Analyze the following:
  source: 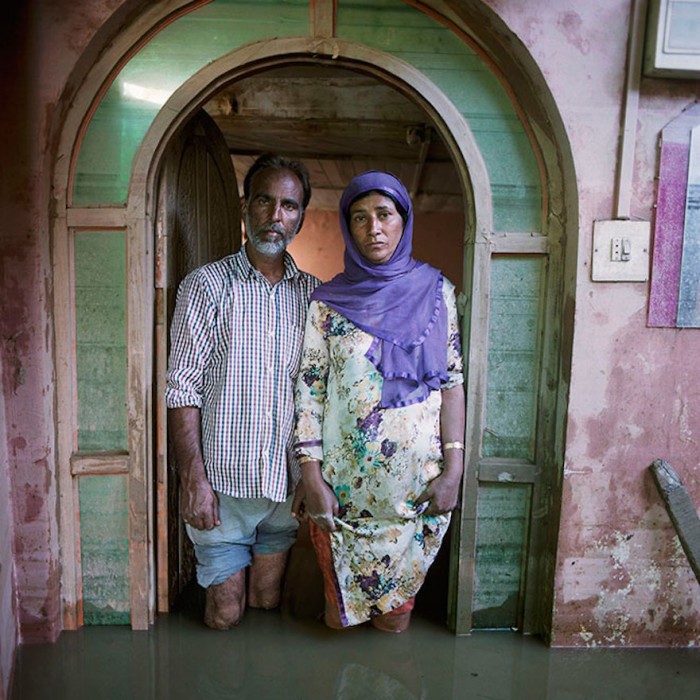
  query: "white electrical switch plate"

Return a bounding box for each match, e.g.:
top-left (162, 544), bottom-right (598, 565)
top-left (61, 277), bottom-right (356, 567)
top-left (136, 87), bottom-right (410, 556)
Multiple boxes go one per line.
top-left (591, 220), bottom-right (650, 282)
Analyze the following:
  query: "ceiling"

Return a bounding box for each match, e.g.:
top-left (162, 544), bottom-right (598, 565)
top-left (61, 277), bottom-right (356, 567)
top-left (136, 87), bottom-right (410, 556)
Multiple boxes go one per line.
top-left (203, 64), bottom-right (463, 213)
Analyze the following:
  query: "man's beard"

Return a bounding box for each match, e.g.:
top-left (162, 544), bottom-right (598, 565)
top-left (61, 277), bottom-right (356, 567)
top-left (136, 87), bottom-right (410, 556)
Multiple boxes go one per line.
top-left (246, 214), bottom-right (299, 257)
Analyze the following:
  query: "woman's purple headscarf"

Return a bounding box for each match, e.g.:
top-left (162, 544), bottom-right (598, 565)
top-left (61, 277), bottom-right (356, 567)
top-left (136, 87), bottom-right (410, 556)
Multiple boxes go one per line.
top-left (311, 170), bottom-right (448, 408)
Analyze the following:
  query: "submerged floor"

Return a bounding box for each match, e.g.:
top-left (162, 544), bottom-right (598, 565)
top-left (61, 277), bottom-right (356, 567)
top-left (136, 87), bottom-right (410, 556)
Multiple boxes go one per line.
top-left (12, 593), bottom-right (700, 700)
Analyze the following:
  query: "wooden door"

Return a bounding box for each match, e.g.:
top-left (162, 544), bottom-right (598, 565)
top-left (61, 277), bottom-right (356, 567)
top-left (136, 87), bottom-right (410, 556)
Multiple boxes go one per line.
top-left (154, 109), bottom-right (241, 611)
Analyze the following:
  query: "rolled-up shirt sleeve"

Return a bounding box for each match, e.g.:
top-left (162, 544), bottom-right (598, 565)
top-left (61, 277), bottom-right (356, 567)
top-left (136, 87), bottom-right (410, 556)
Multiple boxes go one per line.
top-left (165, 270), bottom-right (216, 409)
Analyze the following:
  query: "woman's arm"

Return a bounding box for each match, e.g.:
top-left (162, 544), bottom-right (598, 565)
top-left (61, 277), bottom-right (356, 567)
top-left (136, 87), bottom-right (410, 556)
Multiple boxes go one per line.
top-left (292, 302), bottom-right (338, 529)
top-left (296, 458), bottom-right (339, 532)
top-left (416, 383), bottom-right (466, 515)
top-left (417, 281), bottom-right (466, 515)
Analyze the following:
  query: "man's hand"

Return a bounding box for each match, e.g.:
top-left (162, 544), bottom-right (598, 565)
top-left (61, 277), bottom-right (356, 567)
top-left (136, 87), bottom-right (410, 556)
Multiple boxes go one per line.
top-left (181, 474), bottom-right (220, 531)
top-left (169, 406), bottom-right (220, 530)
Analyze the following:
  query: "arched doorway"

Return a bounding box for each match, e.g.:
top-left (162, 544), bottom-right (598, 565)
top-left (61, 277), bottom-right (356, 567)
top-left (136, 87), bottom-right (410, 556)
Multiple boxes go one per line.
top-left (137, 41), bottom-right (490, 631)
top-left (148, 56), bottom-right (481, 622)
top-left (52, 0), bottom-right (574, 639)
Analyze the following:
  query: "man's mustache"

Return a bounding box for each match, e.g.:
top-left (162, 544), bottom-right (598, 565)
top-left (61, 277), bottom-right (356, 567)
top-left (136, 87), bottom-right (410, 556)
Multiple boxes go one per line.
top-left (256, 225), bottom-right (285, 237)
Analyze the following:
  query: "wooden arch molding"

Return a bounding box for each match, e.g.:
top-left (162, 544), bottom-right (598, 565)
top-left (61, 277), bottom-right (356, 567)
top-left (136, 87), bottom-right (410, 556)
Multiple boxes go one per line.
top-left (128, 36), bottom-right (492, 629)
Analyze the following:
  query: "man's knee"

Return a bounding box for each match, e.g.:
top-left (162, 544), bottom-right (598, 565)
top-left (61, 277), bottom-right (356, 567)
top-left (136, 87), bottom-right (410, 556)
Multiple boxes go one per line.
top-left (204, 571), bottom-right (246, 630)
top-left (248, 551), bottom-right (288, 609)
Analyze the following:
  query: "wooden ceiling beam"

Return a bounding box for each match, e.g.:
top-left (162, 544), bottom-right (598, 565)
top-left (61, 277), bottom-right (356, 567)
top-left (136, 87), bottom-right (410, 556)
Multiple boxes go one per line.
top-left (213, 116), bottom-right (437, 161)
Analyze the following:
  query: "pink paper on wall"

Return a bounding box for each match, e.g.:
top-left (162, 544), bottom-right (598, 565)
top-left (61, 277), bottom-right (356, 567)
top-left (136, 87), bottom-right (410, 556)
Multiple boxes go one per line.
top-left (648, 103), bottom-right (700, 327)
top-left (648, 140), bottom-right (689, 326)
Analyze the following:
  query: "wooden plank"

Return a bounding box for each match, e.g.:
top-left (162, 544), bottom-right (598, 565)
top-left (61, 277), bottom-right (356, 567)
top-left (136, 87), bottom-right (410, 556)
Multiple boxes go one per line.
top-left (478, 459), bottom-right (538, 484)
top-left (155, 289), bottom-right (169, 613)
top-left (490, 232), bottom-right (548, 255)
top-left (67, 207), bottom-right (127, 228)
top-left (206, 71), bottom-right (427, 122)
top-left (125, 208), bottom-right (152, 630)
top-left (650, 459), bottom-right (700, 585)
top-left (311, 0), bottom-right (336, 38)
top-left (448, 220), bottom-right (492, 634)
top-left (53, 214), bottom-right (81, 630)
top-left (70, 451), bottom-right (129, 476)
top-left (519, 180), bottom-right (564, 638)
top-left (155, 170), bottom-right (170, 613)
top-left (213, 115), bottom-right (435, 160)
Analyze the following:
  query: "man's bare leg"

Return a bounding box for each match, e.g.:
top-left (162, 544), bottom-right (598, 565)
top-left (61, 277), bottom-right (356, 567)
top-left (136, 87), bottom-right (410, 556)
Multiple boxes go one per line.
top-left (248, 551), bottom-right (288, 609)
top-left (204, 569), bottom-right (246, 630)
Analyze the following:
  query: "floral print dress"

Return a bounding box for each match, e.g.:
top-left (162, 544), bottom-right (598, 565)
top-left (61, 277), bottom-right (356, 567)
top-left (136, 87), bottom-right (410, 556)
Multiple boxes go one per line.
top-left (294, 280), bottom-right (464, 626)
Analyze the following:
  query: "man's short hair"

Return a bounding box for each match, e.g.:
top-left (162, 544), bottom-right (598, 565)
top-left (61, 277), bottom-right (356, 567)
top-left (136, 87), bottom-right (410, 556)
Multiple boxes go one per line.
top-left (243, 154), bottom-right (311, 210)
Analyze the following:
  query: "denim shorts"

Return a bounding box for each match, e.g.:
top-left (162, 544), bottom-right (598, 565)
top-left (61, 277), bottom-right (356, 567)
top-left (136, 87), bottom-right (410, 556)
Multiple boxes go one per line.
top-left (186, 492), bottom-right (298, 587)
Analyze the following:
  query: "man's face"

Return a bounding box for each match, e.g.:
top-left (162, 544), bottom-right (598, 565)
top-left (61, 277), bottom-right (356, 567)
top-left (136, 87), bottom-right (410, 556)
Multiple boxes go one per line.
top-left (244, 168), bottom-right (305, 258)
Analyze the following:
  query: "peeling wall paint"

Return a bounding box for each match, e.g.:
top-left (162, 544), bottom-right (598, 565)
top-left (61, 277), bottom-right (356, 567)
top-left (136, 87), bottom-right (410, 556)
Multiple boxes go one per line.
top-left (0, 353), bottom-right (18, 700)
top-left (556, 303), bottom-right (700, 646)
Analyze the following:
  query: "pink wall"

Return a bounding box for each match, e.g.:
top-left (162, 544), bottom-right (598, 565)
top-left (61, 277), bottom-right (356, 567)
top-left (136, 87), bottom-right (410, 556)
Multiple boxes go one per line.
top-left (0, 355), bottom-right (17, 700)
top-left (488, 0), bottom-right (700, 645)
top-left (1, 0), bottom-right (698, 656)
top-left (289, 210), bottom-right (344, 281)
top-left (1, 3), bottom-right (59, 648)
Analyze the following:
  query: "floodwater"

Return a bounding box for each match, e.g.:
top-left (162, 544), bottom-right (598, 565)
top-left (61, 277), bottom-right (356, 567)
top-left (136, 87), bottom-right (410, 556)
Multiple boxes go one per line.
top-left (11, 590), bottom-right (700, 700)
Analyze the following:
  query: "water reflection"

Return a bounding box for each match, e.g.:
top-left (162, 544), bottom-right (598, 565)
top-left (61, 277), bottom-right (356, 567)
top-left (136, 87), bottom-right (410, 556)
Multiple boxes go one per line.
top-left (334, 663), bottom-right (422, 700)
top-left (11, 604), bottom-right (700, 700)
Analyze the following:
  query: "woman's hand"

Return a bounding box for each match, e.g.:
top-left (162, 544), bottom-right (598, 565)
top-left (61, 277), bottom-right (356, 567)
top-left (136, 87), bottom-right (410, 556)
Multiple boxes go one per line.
top-left (291, 481), bottom-right (307, 523)
top-left (415, 471), bottom-right (462, 516)
top-left (300, 460), bottom-right (339, 532)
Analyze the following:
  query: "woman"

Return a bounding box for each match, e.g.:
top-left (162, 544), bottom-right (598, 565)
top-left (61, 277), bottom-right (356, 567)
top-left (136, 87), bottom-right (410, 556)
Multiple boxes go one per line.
top-left (293, 171), bottom-right (465, 633)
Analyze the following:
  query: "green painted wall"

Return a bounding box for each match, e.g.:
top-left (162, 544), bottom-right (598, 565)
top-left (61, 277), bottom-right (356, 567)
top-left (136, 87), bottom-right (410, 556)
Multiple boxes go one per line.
top-left (73, 0), bottom-right (542, 232)
top-left (74, 230), bottom-right (127, 451)
top-left (473, 484), bottom-right (531, 628)
top-left (78, 475), bottom-right (130, 624)
top-left (335, 0), bottom-right (541, 232)
top-left (483, 256), bottom-right (543, 460)
top-left (73, 0), bottom-right (309, 205)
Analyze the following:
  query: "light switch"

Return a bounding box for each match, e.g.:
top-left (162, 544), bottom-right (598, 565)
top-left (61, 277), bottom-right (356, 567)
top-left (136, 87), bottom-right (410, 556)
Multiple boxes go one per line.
top-left (621, 237), bottom-right (632, 261)
top-left (592, 220), bottom-right (650, 282)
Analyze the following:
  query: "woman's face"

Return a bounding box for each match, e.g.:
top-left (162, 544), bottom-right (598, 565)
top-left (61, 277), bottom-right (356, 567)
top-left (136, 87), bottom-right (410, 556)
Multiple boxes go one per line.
top-left (348, 192), bottom-right (405, 265)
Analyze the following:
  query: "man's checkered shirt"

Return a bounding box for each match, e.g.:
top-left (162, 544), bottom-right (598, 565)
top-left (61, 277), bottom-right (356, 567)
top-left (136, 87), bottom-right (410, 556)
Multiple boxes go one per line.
top-left (165, 246), bottom-right (320, 502)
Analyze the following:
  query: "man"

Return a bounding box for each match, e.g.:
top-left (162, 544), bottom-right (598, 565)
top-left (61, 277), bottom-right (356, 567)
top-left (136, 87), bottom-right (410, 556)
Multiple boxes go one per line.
top-left (165, 154), bottom-right (320, 629)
